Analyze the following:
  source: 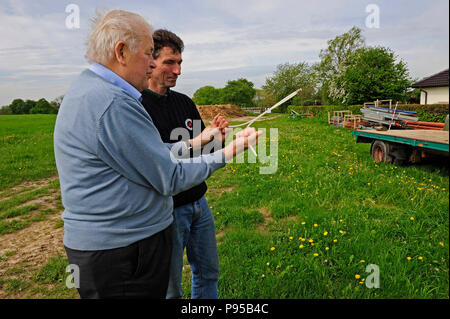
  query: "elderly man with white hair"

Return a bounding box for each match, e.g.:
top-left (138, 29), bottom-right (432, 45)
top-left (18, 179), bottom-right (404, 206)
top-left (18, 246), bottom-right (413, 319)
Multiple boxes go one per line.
top-left (54, 9), bottom-right (260, 299)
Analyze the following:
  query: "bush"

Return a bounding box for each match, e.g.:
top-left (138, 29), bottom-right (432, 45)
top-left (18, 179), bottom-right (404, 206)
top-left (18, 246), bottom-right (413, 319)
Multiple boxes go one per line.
top-left (396, 104), bottom-right (449, 122)
top-left (0, 106), bottom-right (12, 115)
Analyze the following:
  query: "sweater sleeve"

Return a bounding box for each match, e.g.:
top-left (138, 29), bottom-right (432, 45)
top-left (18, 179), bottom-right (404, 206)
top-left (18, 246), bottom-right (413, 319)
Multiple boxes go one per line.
top-left (96, 97), bottom-right (226, 196)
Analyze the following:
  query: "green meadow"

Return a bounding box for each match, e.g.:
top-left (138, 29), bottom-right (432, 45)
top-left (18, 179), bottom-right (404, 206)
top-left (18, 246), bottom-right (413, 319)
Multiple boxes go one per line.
top-left (0, 115), bottom-right (57, 190)
top-left (0, 114), bottom-right (448, 298)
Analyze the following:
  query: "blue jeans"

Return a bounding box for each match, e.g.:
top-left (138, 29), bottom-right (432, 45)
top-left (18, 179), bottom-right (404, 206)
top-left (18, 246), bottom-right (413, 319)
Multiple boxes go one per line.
top-left (166, 196), bottom-right (219, 299)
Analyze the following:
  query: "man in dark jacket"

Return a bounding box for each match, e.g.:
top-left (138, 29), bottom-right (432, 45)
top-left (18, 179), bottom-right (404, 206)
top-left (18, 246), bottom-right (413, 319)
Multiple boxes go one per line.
top-left (141, 29), bottom-right (228, 299)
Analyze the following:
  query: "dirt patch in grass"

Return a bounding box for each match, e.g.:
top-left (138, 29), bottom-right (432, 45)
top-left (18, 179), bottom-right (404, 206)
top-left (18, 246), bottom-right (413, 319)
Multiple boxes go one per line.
top-left (208, 186), bottom-right (234, 198)
top-left (0, 213), bottom-right (64, 279)
top-left (0, 175), bottom-right (59, 202)
top-left (255, 208), bottom-right (273, 234)
top-left (216, 227), bottom-right (231, 246)
top-left (0, 175), bottom-right (65, 298)
top-left (281, 215), bottom-right (299, 222)
top-left (259, 208), bottom-right (274, 222)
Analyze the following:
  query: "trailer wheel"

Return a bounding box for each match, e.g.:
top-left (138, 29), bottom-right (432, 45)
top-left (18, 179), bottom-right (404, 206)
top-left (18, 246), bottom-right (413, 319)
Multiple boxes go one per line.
top-left (371, 140), bottom-right (393, 163)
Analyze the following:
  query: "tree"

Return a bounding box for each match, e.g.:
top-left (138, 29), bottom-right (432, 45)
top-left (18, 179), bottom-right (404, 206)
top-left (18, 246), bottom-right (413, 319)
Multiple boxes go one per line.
top-left (0, 105), bottom-right (12, 115)
top-left (314, 26), bottom-right (366, 104)
top-left (9, 99), bottom-right (26, 114)
top-left (254, 89), bottom-right (277, 109)
top-left (221, 78), bottom-right (256, 107)
top-left (24, 100), bottom-right (36, 114)
top-left (340, 46), bottom-right (412, 105)
top-left (263, 62), bottom-right (316, 112)
top-left (50, 95), bottom-right (64, 111)
top-left (406, 88), bottom-right (420, 104)
top-left (30, 98), bottom-right (57, 114)
top-left (192, 86), bottom-right (222, 105)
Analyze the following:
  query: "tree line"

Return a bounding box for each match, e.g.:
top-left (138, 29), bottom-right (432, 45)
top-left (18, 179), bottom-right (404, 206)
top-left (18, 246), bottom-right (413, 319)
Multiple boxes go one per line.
top-left (192, 26), bottom-right (419, 111)
top-left (0, 96), bottom-right (63, 115)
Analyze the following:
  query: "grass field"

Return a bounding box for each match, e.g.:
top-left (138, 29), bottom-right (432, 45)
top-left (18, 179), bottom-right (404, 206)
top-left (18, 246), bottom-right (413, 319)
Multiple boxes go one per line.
top-left (0, 113), bottom-right (448, 298)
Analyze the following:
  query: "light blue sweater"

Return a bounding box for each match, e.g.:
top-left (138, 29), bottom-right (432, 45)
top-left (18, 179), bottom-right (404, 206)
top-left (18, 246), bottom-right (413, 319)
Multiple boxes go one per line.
top-left (54, 68), bottom-right (226, 250)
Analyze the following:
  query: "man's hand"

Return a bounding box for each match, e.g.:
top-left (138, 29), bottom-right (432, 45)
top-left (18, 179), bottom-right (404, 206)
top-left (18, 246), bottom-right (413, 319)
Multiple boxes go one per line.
top-left (190, 113), bottom-right (229, 149)
top-left (222, 127), bottom-right (262, 161)
top-left (210, 113), bottom-right (229, 142)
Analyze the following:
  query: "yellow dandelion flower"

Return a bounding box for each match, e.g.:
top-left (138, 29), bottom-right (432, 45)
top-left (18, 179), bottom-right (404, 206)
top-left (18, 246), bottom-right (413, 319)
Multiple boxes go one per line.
top-left (323, 231), bottom-right (328, 236)
top-left (360, 260), bottom-right (365, 263)
top-left (289, 236), bottom-right (293, 240)
top-left (407, 256), bottom-right (411, 261)
top-left (355, 274), bottom-right (361, 279)
top-left (311, 243), bottom-right (315, 246)
top-left (439, 242), bottom-right (445, 247)
top-left (313, 223), bottom-right (318, 227)
top-left (339, 219), bottom-right (343, 222)
top-left (313, 253), bottom-right (319, 257)
top-left (339, 230), bottom-right (344, 234)
top-left (418, 256), bottom-right (423, 260)
top-left (301, 221), bottom-right (306, 225)
top-left (299, 244), bottom-right (304, 249)
top-left (325, 247), bottom-right (329, 251)
top-left (270, 247), bottom-right (275, 251)
top-left (410, 217), bottom-right (414, 221)
top-left (309, 239), bottom-right (314, 243)
top-left (333, 239), bottom-right (338, 243)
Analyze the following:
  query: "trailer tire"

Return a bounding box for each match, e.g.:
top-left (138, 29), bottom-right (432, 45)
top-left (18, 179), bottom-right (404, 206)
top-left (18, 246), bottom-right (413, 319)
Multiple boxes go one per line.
top-left (371, 140), bottom-right (393, 163)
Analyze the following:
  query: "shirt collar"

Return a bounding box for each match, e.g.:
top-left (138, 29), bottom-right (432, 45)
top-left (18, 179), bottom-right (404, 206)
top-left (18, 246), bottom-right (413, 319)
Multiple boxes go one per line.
top-left (89, 62), bottom-right (142, 102)
top-left (144, 88), bottom-right (171, 99)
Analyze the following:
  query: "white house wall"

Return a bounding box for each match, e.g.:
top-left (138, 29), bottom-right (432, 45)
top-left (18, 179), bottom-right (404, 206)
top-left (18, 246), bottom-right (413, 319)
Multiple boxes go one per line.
top-left (420, 86), bottom-right (449, 104)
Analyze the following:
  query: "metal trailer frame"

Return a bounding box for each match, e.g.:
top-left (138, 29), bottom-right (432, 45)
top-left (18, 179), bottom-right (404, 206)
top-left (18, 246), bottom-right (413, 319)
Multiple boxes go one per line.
top-left (352, 129), bottom-right (449, 164)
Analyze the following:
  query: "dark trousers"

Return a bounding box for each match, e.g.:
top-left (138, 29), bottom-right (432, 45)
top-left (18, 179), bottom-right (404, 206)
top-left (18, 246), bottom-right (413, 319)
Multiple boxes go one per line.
top-left (65, 224), bottom-right (173, 299)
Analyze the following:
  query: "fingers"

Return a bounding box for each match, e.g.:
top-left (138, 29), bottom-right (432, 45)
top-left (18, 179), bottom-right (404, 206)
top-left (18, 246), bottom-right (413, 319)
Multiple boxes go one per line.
top-left (235, 129), bottom-right (262, 150)
top-left (212, 113), bottom-right (229, 130)
top-left (245, 129), bottom-right (262, 148)
top-left (222, 128), bottom-right (263, 160)
top-left (219, 118), bottom-right (229, 130)
top-left (235, 127), bottom-right (257, 138)
top-left (211, 113), bottom-right (221, 127)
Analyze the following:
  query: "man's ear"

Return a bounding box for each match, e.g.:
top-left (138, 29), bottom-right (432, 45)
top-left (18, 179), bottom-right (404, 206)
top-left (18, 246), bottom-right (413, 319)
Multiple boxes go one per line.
top-left (114, 41), bottom-right (128, 66)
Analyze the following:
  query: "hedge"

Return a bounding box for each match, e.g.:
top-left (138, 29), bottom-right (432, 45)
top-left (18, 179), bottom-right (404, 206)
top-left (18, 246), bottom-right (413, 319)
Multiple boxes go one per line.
top-left (288, 104), bottom-right (449, 123)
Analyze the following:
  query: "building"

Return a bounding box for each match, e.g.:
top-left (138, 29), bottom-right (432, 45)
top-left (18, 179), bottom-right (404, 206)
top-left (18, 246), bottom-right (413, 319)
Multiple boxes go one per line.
top-left (411, 69), bottom-right (449, 105)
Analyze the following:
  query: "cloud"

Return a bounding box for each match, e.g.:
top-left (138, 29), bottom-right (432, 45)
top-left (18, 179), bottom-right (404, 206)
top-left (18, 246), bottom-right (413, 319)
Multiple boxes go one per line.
top-left (0, 0), bottom-right (448, 105)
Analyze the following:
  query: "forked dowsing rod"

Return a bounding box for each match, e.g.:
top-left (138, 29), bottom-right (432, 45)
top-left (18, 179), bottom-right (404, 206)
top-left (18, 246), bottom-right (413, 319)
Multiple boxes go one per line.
top-left (229, 89), bottom-right (302, 157)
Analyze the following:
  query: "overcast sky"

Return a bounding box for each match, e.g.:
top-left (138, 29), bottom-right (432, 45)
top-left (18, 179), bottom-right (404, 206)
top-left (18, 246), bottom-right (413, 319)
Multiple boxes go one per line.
top-left (0, 0), bottom-right (448, 106)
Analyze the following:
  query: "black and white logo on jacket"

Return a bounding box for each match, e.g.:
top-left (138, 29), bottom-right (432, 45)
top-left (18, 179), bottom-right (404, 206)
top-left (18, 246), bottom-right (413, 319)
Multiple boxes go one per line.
top-left (185, 119), bottom-right (193, 131)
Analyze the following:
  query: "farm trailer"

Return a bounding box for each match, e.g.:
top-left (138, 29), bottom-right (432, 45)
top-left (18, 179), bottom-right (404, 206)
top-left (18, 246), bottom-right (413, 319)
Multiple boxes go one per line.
top-left (352, 129), bottom-right (449, 164)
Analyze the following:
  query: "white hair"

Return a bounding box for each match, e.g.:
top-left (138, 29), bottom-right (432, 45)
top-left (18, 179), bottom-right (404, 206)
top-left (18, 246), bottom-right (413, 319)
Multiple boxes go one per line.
top-left (85, 9), bottom-right (153, 64)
